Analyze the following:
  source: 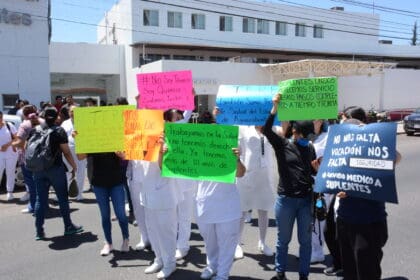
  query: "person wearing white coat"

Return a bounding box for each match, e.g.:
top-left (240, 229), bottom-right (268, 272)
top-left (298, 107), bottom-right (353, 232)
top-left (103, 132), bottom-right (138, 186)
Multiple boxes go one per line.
top-left (131, 158), bottom-right (183, 279)
top-left (235, 125), bottom-right (276, 258)
top-left (61, 105), bottom-right (87, 201)
top-left (197, 148), bottom-right (246, 280)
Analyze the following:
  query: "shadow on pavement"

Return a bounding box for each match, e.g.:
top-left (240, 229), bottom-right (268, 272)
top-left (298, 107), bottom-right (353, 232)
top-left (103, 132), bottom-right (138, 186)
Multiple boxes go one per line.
top-left (176, 244), bottom-right (207, 270)
top-left (44, 207), bottom-right (78, 219)
top-left (46, 231), bottom-right (98, 250)
top-left (383, 277), bottom-right (410, 280)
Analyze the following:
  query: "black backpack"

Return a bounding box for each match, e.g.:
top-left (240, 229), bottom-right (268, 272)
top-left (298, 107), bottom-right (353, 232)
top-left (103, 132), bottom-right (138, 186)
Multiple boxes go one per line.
top-left (24, 125), bottom-right (57, 172)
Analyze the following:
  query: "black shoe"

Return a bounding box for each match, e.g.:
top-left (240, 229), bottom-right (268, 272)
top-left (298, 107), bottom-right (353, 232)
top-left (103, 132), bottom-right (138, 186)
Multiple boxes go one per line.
top-left (299, 276), bottom-right (308, 280)
top-left (64, 224), bottom-right (84, 235)
top-left (271, 272), bottom-right (288, 280)
top-left (324, 267), bottom-right (343, 276)
top-left (35, 231), bottom-right (45, 241)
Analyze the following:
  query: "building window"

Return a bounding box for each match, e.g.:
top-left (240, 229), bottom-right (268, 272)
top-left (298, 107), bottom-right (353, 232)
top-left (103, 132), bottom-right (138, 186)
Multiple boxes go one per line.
top-left (2, 94), bottom-right (20, 111)
top-left (143, 9), bottom-right (159, 26)
top-left (209, 56), bottom-right (229, 61)
top-left (275, 21), bottom-right (287, 35)
top-left (242, 17), bottom-right (255, 33)
top-left (219, 16), bottom-right (233, 31)
top-left (295, 23), bottom-right (306, 37)
top-left (191, 14), bottom-right (205, 29)
top-left (257, 19), bottom-right (269, 34)
top-left (173, 55), bottom-right (196, 61)
top-left (168, 11), bottom-right (182, 28)
top-left (256, 58), bottom-right (270, 63)
top-left (313, 24), bottom-right (324, 38)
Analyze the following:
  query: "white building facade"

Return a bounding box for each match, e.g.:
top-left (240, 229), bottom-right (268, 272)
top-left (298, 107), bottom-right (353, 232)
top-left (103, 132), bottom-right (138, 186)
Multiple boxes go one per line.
top-left (0, 0), bottom-right (50, 111)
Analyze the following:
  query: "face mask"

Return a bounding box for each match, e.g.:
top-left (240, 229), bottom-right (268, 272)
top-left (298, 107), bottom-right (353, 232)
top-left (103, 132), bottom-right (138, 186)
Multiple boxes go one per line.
top-left (296, 138), bottom-right (309, 147)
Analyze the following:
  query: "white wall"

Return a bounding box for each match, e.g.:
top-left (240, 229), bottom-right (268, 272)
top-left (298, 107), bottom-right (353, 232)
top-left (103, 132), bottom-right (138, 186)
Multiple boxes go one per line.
top-left (50, 42), bottom-right (124, 75)
top-left (0, 0), bottom-right (50, 109)
top-left (127, 59), bottom-right (420, 112)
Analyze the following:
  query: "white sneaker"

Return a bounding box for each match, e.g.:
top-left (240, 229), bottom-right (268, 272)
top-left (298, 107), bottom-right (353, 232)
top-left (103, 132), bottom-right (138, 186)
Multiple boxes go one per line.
top-left (175, 248), bottom-right (188, 260)
top-left (121, 239), bottom-right (129, 252)
top-left (258, 241), bottom-right (274, 256)
top-left (145, 262), bottom-right (163, 274)
top-left (100, 243), bottom-right (113, 256)
top-left (234, 245), bottom-right (244, 260)
top-left (135, 240), bottom-right (150, 251)
top-left (21, 208), bottom-right (32, 214)
top-left (6, 192), bottom-right (14, 201)
top-left (200, 267), bottom-right (216, 279)
top-left (244, 211), bottom-right (252, 223)
top-left (20, 192), bottom-right (30, 202)
top-left (156, 266), bottom-right (176, 279)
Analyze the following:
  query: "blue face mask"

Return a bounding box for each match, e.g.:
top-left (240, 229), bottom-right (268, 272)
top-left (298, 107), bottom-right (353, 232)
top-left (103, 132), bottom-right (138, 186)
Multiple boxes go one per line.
top-left (296, 138), bottom-right (310, 147)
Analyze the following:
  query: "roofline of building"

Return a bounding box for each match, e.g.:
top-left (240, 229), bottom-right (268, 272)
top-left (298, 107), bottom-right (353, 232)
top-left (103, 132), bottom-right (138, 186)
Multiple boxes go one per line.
top-left (130, 42), bottom-right (420, 62)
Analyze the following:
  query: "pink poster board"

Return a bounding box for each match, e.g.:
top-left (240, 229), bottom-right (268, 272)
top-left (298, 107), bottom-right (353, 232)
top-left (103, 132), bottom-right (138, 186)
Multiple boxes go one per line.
top-left (137, 70), bottom-right (194, 110)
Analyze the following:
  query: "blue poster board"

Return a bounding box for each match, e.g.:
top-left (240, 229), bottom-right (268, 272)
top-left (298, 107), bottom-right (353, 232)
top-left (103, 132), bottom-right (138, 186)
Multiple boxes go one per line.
top-left (216, 85), bottom-right (279, 125)
top-left (315, 122), bottom-right (398, 203)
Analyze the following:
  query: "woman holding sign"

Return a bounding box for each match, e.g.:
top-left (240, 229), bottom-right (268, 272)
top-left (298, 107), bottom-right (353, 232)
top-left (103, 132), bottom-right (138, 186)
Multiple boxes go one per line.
top-left (263, 94), bottom-right (316, 280)
top-left (196, 148), bottom-right (246, 280)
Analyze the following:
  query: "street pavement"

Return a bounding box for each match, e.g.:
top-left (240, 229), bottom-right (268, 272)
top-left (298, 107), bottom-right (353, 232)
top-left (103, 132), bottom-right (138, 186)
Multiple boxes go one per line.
top-left (0, 134), bottom-right (418, 280)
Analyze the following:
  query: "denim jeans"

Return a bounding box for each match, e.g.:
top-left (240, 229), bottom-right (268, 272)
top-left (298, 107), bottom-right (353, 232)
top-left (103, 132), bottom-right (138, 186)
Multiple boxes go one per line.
top-left (22, 164), bottom-right (36, 212)
top-left (34, 164), bottom-right (73, 235)
top-left (93, 184), bottom-right (129, 244)
top-left (275, 194), bottom-right (312, 277)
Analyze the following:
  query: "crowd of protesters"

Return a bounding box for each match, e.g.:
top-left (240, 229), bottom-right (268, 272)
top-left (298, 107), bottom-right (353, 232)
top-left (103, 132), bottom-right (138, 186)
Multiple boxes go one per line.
top-left (0, 92), bottom-right (401, 280)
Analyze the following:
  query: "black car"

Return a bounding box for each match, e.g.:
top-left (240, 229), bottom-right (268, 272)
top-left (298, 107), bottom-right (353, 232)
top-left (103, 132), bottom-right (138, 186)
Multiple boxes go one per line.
top-left (403, 108), bottom-right (420, 136)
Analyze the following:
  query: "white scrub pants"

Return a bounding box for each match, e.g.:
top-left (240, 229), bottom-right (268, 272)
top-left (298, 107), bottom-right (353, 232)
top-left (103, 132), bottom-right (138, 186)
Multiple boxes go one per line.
top-left (0, 155), bottom-right (18, 192)
top-left (128, 180), bottom-right (149, 244)
top-left (198, 219), bottom-right (241, 280)
top-left (145, 207), bottom-right (177, 270)
top-left (64, 146), bottom-right (86, 198)
top-left (311, 219), bottom-right (326, 261)
top-left (176, 189), bottom-right (195, 251)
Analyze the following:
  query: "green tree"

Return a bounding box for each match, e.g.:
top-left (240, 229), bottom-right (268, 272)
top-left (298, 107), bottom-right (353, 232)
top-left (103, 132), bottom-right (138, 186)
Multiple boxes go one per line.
top-left (411, 21), bottom-right (417, 46)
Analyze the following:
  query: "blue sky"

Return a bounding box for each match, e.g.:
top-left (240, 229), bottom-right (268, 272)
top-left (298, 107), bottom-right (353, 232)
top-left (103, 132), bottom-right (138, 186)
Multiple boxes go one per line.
top-left (51, 0), bottom-right (420, 45)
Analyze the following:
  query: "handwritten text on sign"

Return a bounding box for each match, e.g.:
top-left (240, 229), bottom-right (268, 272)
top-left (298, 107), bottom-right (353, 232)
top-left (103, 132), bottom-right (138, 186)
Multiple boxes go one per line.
top-left (162, 123), bottom-right (239, 183)
top-left (137, 70), bottom-right (194, 110)
top-left (74, 105), bottom-right (135, 154)
top-left (123, 110), bottom-right (164, 161)
top-left (314, 122), bottom-right (398, 203)
top-left (278, 77), bottom-right (338, 121)
top-left (216, 85), bottom-right (279, 125)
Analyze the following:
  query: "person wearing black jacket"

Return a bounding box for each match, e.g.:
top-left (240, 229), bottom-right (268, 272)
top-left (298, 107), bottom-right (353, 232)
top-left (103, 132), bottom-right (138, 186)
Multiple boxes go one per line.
top-left (263, 94), bottom-right (316, 280)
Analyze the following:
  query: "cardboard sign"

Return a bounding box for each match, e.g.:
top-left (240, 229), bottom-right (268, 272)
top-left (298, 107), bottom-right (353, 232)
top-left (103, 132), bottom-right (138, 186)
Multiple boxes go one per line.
top-left (123, 110), bottom-right (164, 161)
top-left (74, 105), bottom-right (135, 154)
top-left (278, 77), bottom-right (338, 121)
top-left (162, 123), bottom-right (239, 183)
top-left (216, 85), bottom-right (279, 125)
top-left (137, 70), bottom-right (194, 110)
top-left (314, 122), bottom-right (398, 203)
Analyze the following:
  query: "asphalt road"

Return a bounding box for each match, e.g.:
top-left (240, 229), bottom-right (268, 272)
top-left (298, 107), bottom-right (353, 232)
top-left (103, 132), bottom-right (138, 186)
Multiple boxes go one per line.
top-left (0, 134), bottom-right (418, 280)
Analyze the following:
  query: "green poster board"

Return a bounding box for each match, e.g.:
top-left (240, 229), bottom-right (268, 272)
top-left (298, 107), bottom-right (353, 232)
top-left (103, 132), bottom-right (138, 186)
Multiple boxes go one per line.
top-left (74, 105), bottom-right (135, 153)
top-left (162, 123), bottom-right (239, 183)
top-left (277, 77), bottom-right (338, 121)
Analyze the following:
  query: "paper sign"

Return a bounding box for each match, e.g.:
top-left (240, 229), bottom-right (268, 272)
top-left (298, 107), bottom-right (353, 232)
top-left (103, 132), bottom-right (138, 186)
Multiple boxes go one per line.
top-left (216, 85), bottom-right (280, 125)
top-left (123, 110), bottom-right (164, 161)
top-left (137, 70), bottom-right (194, 110)
top-left (162, 123), bottom-right (239, 183)
top-left (314, 122), bottom-right (398, 203)
top-left (74, 105), bottom-right (135, 153)
top-left (278, 77), bottom-right (338, 121)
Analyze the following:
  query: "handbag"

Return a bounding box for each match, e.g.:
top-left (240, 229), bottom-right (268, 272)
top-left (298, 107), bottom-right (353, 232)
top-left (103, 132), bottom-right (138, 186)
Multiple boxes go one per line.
top-left (68, 178), bottom-right (79, 198)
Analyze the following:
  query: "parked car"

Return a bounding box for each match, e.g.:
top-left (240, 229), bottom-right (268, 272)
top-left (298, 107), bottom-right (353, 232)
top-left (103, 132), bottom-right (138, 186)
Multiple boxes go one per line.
top-left (1, 114), bottom-right (25, 189)
top-left (403, 108), bottom-right (420, 136)
top-left (387, 109), bottom-right (415, 121)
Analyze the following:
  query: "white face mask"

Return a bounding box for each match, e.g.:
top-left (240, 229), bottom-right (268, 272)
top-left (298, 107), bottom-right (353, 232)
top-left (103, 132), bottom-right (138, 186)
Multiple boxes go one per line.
top-left (339, 119), bottom-right (345, 124)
